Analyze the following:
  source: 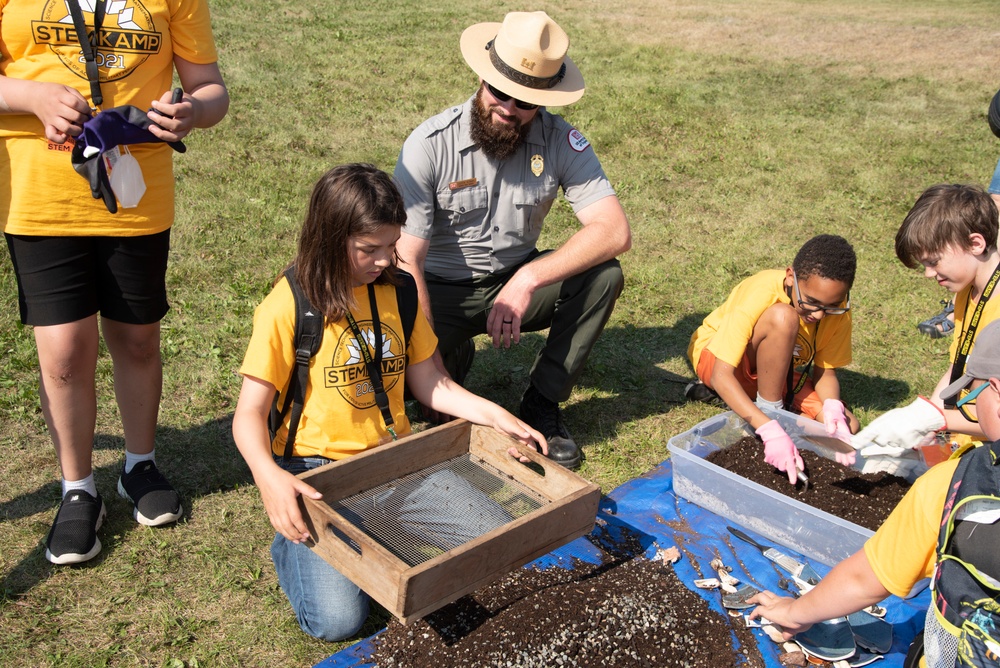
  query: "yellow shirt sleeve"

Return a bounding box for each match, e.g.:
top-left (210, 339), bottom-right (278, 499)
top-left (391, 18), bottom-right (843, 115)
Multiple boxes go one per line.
top-left (863, 459), bottom-right (958, 598)
top-left (688, 270), bottom-right (789, 368)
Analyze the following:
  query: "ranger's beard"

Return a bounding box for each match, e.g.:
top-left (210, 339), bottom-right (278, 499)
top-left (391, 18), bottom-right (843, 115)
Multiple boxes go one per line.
top-left (469, 86), bottom-right (533, 161)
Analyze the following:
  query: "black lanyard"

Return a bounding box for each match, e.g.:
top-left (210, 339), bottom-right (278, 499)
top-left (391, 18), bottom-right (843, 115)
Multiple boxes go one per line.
top-left (782, 286), bottom-right (819, 410)
top-left (784, 324), bottom-right (818, 411)
top-left (344, 284), bottom-right (397, 440)
top-left (945, 261), bottom-right (1000, 408)
top-left (67, 0), bottom-right (106, 107)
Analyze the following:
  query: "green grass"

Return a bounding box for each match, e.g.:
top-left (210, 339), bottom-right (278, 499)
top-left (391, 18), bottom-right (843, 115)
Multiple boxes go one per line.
top-left (3, 0), bottom-right (999, 665)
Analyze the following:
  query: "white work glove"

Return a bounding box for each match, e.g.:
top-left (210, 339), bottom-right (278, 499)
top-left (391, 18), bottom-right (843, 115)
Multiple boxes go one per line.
top-left (756, 419), bottom-right (804, 485)
top-left (851, 397), bottom-right (945, 458)
top-left (822, 399), bottom-right (856, 466)
top-left (859, 448), bottom-right (925, 480)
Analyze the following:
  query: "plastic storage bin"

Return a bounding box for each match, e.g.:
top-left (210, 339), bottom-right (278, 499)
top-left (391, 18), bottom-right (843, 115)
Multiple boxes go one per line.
top-left (668, 407), bottom-right (871, 568)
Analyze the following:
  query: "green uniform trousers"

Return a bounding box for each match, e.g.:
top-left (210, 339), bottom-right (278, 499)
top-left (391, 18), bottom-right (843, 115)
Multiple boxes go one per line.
top-left (426, 250), bottom-right (624, 403)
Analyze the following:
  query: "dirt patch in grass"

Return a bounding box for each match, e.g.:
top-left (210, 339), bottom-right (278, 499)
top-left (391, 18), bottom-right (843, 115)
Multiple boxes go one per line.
top-left (706, 436), bottom-right (911, 531)
top-left (589, 0), bottom-right (999, 84)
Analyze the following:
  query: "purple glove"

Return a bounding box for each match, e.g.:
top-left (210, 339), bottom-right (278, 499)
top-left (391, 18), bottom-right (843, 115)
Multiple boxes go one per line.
top-left (70, 105), bottom-right (186, 214)
top-left (756, 419), bottom-right (804, 485)
top-left (76, 105), bottom-right (186, 157)
top-left (822, 399), bottom-right (855, 466)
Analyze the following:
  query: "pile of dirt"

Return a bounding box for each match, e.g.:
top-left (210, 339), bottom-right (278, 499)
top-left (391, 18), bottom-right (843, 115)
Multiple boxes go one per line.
top-left (707, 436), bottom-right (911, 531)
top-left (371, 546), bottom-right (765, 668)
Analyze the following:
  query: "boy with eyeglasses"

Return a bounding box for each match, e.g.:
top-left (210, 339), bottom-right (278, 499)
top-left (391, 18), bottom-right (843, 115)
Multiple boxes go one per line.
top-left (686, 234), bottom-right (859, 485)
top-left (849, 184), bottom-right (1000, 470)
top-left (749, 319), bottom-right (1000, 668)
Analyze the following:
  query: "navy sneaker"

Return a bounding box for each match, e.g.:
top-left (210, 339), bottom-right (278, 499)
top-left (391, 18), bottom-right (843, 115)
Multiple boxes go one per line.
top-left (45, 491), bottom-right (107, 565)
top-left (117, 461), bottom-right (183, 526)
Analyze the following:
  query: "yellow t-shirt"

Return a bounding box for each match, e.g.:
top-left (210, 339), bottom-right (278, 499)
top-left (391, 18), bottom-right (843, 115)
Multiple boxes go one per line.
top-left (0, 0), bottom-right (219, 236)
top-left (948, 282), bottom-right (1000, 368)
top-left (239, 278), bottom-right (438, 461)
top-left (863, 459), bottom-right (958, 598)
top-left (687, 269), bottom-right (852, 372)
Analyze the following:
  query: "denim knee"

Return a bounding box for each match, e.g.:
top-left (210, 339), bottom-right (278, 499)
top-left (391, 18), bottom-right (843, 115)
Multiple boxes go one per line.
top-left (270, 534), bottom-right (369, 641)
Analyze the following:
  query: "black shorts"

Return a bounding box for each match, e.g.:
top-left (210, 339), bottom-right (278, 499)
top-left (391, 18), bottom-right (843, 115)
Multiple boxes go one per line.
top-left (4, 230), bottom-right (171, 326)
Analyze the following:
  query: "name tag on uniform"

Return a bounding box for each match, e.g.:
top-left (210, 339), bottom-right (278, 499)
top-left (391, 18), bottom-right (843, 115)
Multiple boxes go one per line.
top-left (449, 178), bottom-right (478, 191)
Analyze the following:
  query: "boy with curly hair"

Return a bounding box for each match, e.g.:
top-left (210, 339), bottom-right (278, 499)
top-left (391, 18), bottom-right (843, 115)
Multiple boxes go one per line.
top-left (687, 234), bottom-right (859, 484)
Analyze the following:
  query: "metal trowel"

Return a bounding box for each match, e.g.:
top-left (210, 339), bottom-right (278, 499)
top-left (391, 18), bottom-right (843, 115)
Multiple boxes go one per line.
top-left (727, 526), bottom-right (821, 586)
top-left (795, 616), bottom-right (857, 662)
top-left (721, 583), bottom-right (761, 610)
top-left (846, 609), bottom-right (893, 654)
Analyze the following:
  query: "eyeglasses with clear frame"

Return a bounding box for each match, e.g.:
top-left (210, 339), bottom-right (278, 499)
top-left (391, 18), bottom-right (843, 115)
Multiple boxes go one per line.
top-left (792, 273), bottom-right (851, 315)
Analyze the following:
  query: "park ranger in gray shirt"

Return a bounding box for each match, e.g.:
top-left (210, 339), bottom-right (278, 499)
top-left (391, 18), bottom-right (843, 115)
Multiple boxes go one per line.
top-left (395, 11), bottom-right (632, 470)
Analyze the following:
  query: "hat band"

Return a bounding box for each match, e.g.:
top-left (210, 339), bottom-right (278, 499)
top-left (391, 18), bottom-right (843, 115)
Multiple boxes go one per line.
top-left (486, 39), bottom-right (566, 90)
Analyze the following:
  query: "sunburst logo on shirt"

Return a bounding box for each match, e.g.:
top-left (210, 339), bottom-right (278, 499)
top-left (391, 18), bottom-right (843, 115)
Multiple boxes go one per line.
top-left (325, 322), bottom-right (406, 409)
top-left (32, 0), bottom-right (162, 82)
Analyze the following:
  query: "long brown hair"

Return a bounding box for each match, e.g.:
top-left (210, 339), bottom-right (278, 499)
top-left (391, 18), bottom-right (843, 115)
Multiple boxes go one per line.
top-left (293, 163), bottom-right (406, 320)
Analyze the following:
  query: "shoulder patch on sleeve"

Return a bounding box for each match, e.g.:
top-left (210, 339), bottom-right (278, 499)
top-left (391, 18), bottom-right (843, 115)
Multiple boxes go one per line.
top-left (567, 128), bottom-right (591, 152)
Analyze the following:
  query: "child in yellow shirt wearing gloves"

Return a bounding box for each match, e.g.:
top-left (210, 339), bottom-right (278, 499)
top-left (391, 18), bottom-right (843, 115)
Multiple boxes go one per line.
top-left (687, 235), bottom-right (859, 485)
top-left (750, 319), bottom-right (1000, 668)
top-left (850, 184), bottom-right (1000, 472)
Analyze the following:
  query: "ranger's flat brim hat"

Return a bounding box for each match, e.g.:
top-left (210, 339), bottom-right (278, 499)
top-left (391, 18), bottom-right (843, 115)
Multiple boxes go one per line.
top-left (461, 11), bottom-right (585, 108)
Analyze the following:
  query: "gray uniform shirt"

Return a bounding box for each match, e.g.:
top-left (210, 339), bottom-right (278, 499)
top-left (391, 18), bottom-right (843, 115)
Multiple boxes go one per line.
top-left (394, 96), bottom-right (616, 281)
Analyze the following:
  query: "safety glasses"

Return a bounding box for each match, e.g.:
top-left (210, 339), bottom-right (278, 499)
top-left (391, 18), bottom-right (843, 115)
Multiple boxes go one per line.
top-left (956, 380), bottom-right (990, 423)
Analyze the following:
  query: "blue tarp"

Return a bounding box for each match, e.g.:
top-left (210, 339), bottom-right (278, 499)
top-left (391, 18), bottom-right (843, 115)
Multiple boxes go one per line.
top-left (316, 458), bottom-right (929, 668)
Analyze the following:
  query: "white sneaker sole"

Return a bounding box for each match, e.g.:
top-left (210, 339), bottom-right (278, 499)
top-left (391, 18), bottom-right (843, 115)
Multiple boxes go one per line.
top-left (118, 478), bottom-right (183, 526)
top-left (45, 502), bottom-right (107, 565)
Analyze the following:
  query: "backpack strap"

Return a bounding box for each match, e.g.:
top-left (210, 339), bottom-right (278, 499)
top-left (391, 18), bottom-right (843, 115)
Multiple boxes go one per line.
top-left (395, 269), bottom-right (419, 352)
top-left (268, 266), bottom-right (324, 462)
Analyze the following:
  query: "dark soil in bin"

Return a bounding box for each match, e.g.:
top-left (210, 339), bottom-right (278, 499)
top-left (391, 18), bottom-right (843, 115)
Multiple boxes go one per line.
top-left (371, 533), bottom-right (767, 668)
top-left (707, 436), bottom-right (911, 531)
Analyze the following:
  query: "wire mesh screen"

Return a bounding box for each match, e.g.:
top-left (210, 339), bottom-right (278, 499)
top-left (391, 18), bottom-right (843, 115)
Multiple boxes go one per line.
top-left (331, 454), bottom-right (548, 567)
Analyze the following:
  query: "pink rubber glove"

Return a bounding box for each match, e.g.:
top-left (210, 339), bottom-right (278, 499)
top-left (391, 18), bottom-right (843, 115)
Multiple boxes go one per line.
top-left (822, 398), bottom-right (855, 466)
top-left (756, 419), bottom-right (804, 485)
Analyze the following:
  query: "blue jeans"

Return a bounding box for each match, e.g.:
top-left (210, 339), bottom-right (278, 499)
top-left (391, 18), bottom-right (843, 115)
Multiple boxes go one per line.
top-left (271, 455), bottom-right (509, 641)
top-left (989, 157), bottom-right (1000, 195)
